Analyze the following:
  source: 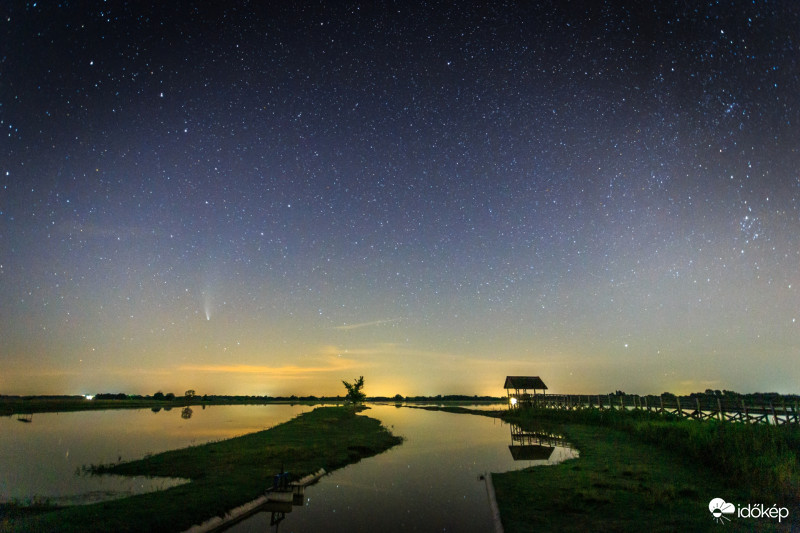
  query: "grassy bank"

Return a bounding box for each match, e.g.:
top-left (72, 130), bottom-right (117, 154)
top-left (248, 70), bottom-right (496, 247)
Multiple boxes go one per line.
top-left (492, 408), bottom-right (800, 532)
top-left (509, 407), bottom-right (800, 502)
top-left (2, 406), bottom-right (401, 533)
top-left (0, 397), bottom-right (343, 417)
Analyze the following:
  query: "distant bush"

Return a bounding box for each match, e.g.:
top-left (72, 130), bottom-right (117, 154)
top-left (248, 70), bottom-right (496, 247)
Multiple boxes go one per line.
top-left (94, 393), bottom-right (128, 400)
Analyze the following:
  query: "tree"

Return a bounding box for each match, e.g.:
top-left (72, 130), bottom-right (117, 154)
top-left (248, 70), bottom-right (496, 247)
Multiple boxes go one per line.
top-left (342, 376), bottom-right (366, 404)
top-left (153, 391), bottom-right (165, 401)
top-left (165, 392), bottom-right (175, 401)
top-left (185, 389), bottom-right (196, 399)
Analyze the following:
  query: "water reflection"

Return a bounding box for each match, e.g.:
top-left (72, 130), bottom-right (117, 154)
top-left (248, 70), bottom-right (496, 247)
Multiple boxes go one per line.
top-left (0, 404), bottom-right (308, 505)
top-left (225, 405), bottom-right (578, 533)
top-left (237, 473), bottom-right (318, 531)
top-left (508, 424), bottom-right (577, 463)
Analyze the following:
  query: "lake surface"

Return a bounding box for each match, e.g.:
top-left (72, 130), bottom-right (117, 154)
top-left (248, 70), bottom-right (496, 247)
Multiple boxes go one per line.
top-left (225, 405), bottom-right (577, 532)
top-left (0, 404), bottom-right (308, 505)
top-left (1, 402), bottom-right (577, 530)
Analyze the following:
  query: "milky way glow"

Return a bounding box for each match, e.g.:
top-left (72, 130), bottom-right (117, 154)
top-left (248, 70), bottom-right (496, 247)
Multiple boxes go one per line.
top-left (1, 1), bottom-right (800, 397)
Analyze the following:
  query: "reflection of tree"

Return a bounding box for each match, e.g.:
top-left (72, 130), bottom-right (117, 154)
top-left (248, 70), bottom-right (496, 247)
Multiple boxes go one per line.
top-left (181, 406), bottom-right (193, 419)
top-left (151, 407), bottom-right (161, 413)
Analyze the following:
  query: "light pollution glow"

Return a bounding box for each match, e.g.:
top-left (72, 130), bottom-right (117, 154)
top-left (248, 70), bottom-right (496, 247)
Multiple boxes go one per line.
top-left (2, 2), bottom-right (800, 398)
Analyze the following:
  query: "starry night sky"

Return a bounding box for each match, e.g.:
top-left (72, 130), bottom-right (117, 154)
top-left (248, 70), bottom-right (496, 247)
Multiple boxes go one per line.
top-left (2, 1), bottom-right (800, 396)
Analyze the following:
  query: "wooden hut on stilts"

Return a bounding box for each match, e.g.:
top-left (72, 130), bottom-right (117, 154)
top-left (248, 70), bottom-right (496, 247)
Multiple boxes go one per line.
top-left (504, 376), bottom-right (548, 409)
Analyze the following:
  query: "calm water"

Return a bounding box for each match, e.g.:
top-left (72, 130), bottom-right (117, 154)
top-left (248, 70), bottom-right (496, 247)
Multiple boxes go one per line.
top-left (0, 404), bottom-right (308, 505)
top-left (1, 403), bottom-right (577, 530)
top-left (225, 405), bottom-right (577, 533)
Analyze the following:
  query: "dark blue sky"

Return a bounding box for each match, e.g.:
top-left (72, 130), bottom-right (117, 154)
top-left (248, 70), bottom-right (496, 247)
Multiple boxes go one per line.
top-left (2, 1), bottom-right (800, 396)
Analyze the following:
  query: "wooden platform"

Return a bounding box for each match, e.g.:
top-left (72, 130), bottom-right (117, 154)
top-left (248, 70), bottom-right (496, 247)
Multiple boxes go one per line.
top-left (521, 394), bottom-right (800, 425)
top-left (182, 468), bottom-right (326, 533)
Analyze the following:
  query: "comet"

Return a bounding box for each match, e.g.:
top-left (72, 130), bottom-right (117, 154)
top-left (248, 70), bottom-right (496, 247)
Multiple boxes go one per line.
top-left (203, 291), bottom-right (212, 321)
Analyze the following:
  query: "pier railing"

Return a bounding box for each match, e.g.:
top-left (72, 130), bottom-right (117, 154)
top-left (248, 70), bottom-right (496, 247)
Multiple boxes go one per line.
top-left (517, 394), bottom-right (800, 425)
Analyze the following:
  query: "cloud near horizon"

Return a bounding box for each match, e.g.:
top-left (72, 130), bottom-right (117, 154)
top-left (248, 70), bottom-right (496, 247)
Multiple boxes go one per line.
top-left (179, 355), bottom-right (360, 379)
top-left (332, 318), bottom-right (404, 331)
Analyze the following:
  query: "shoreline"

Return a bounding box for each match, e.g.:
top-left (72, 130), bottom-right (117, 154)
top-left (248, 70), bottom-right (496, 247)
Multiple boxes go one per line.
top-left (4, 406), bottom-right (402, 533)
top-left (0, 397), bottom-right (505, 417)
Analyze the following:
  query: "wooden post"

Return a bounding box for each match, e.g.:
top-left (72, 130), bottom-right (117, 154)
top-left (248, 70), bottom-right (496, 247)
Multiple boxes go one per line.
top-left (742, 399), bottom-right (749, 424)
top-left (717, 397), bottom-right (723, 421)
top-left (659, 395), bottom-right (664, 415)
top-left (644, 395), bottom-right (649, 411)
top-left (676, 396), bottom-right (683, 418)
top-left (696, 398), bottom-right (701, 420)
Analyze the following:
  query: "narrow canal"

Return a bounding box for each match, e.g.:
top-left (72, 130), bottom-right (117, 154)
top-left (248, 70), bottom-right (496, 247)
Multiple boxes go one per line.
top-left (225, 404), bottom-right (576, 532)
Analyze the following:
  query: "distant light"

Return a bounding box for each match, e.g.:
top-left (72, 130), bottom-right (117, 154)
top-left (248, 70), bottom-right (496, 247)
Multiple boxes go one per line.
top-left (84, 395), bottom-right (94, 400)
top-left (510, 397), bottom-right (518, 406)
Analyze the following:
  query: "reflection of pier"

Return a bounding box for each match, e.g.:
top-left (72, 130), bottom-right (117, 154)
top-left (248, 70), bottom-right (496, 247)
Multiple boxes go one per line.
top-left (16, 413), bottom-right (33, 423)
top-left (508, 424), bottom-right (572, 462)
top-left (183, 468), bottom-right (326, 532)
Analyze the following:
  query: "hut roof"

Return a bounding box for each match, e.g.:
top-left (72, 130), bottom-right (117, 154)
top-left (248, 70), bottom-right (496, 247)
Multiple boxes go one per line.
top-left (504, 376), bottom-right (548, 390)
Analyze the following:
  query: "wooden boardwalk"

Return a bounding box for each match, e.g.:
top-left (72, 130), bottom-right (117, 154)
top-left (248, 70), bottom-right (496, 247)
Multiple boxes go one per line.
top-left (516, 394), bottom-right (800, 425)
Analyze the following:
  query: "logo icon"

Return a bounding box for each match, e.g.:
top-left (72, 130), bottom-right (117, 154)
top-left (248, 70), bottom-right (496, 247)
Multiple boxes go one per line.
top-left (709, 498), bottom-right (736, 524)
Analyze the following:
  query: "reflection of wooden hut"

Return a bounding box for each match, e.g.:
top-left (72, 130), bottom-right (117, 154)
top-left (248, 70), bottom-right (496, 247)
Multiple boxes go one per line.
top-left (504, 376), bottom-right (547, 409)
top-left (509, 444), bottom-right (554, 461)
top-left (16, 413), bottom-right (33, 423)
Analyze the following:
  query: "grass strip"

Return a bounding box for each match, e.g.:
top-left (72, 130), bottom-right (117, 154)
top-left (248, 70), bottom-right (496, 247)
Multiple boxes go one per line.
top-left (3, 406), bottom-right (401, 533)
top-left (506, 407), bottom-right (800, 502)
top-left (493, 410), bottom-right (796, 532)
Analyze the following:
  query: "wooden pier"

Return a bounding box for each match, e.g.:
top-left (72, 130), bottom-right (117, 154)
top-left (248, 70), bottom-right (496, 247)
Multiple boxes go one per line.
top-left (182, 468), bottom-right (326, 533)
top-left (519, 394), bottom-right (800, 425)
